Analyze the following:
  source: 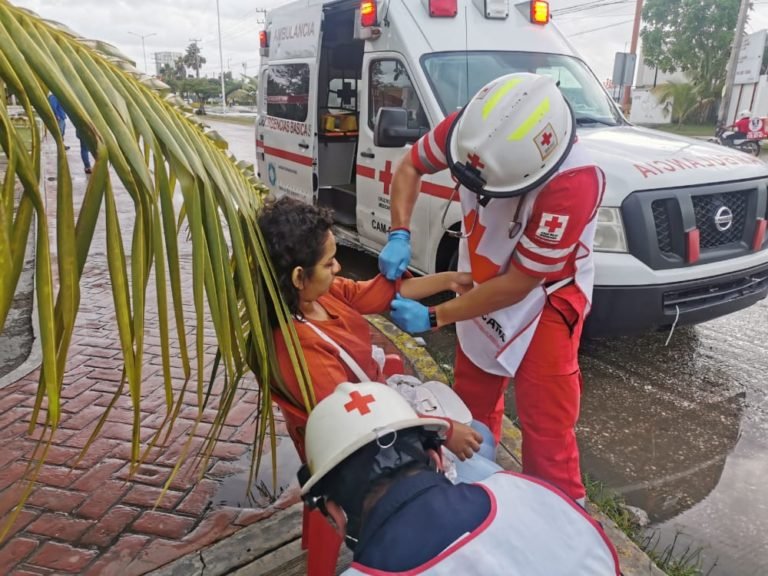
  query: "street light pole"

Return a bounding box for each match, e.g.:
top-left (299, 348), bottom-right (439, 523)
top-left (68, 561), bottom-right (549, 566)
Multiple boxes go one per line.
top-left (622, 0), bottom-right (644, 115)
top-left (216, 0), bottom-right (227, 114)
top-left (128, 31), bottom-right (157, 74)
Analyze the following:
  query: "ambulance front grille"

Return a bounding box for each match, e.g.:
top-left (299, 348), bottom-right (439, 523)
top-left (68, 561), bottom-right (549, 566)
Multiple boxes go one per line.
top-left (692, 190), bottom-right (748, 248)
top-left (651, 200), bottom-right (674, 256)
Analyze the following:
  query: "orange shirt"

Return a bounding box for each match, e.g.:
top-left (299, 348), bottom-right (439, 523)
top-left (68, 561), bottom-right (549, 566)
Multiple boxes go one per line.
top-left (273, 275), bottom-right (397, 404)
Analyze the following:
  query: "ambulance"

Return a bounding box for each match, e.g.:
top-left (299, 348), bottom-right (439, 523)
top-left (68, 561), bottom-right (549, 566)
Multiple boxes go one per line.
top-left (255, 0), bottom-right (768, 337)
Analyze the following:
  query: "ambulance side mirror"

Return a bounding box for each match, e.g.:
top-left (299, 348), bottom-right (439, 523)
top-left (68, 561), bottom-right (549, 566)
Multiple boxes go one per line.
top-left (374, 107), bottom-right (427, 147)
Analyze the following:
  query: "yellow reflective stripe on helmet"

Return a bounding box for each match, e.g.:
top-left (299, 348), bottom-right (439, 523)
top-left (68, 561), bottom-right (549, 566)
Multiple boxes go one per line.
top-left (482, 78), bottom-right (523, 120)
top-left (507, 98), bottom-right (550, 141)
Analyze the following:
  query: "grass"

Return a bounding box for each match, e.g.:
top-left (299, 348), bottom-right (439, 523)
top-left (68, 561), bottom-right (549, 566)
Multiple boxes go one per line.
top-left (584, 476), bottom-right (708, 576)
top-left (643, 123), bottom-right (716, 138)
top-left (204, 114), bottom-right (256, 126)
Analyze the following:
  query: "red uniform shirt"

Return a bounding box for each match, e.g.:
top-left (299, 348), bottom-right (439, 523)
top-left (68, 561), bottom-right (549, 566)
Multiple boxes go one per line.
top-left (735, 116), bottom-right (751, 133)
top-left (411, 114), bottom-right (603, 283)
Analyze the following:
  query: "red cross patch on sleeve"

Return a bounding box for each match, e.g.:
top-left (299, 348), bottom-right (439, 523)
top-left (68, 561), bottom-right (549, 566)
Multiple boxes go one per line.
top-left (535, 213), bottom-right (569, 243)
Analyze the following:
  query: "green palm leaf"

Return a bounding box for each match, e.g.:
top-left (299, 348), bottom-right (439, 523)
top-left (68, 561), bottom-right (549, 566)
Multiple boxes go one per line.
top-left (0, 0), bottom-right (311, 538)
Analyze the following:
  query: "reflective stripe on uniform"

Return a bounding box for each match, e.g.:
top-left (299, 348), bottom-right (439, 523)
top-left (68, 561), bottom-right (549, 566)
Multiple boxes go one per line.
top-left (518, 236), bottom-right (575, 259)
top-left (513, 251), bottom-right (566, 274)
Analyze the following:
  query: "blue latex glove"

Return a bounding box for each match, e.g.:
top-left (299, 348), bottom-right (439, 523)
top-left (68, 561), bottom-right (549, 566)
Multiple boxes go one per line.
top-left (390, 294), bottom-right (431, 334)
top-left (379, 229), bottom-right (411, 280)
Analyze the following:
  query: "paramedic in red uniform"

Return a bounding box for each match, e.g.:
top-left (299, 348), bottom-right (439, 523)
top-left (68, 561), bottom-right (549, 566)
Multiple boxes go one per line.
top-left (379, 73), bottom-right (605, 504)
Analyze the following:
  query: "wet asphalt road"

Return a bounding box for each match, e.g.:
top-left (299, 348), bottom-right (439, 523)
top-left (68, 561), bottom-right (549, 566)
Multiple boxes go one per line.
top-left (213, 117), bottom-right (768, 576)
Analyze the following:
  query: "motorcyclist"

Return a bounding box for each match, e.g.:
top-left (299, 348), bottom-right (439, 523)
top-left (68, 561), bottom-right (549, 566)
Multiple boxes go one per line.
top-left (723, 110), bottom-right (752, 145)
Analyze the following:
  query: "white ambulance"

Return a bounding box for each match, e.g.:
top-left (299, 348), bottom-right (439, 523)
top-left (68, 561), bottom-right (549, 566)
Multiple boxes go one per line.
top-left (255, 0), bottom-right (768, 337)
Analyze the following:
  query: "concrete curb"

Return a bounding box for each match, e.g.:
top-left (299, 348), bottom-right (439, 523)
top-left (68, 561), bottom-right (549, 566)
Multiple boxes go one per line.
top-left (150, 314), bottom-right (664, 576)
top-left (0, 130), bottom-right (43, 391)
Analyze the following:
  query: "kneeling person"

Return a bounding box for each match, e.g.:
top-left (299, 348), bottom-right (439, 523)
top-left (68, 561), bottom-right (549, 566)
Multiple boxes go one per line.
top-left (299, 381), bottom-right (620, 575)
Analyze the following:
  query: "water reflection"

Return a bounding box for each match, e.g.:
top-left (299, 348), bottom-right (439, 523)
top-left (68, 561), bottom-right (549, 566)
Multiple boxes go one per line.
top-left (578, 326), bottom-right (744, 524)
top-left (213, 435), bottom-right (302, 508)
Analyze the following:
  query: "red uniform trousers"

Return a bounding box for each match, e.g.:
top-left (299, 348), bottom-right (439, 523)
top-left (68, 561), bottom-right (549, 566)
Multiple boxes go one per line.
top-left (453, 284), bottom-right (588, 500)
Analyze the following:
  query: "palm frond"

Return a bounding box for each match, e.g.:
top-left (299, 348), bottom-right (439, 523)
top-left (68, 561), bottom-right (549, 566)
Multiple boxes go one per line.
top-left (0, 0), bottom-right (311, 537)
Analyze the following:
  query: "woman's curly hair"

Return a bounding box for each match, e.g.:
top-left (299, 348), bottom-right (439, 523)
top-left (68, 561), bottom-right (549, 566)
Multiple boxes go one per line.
top-left (258, 196), bottom-right (334, 323)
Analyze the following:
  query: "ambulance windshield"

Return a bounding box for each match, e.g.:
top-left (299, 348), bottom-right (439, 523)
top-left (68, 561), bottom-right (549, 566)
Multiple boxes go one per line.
top-left (422, 51), bottom-right (622, 126)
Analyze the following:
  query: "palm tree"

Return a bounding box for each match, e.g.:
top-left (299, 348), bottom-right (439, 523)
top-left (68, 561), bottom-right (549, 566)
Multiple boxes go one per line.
top-left (183, 41), bottom-right (206, 79)
top-left (652, 82), bottom-right (709, 126)
top-left (0, 1), bottom-right (310, 535)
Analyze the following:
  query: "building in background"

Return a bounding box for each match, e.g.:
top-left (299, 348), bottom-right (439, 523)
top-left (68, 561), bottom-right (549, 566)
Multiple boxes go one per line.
top-left (154, 51), bottom-right (183, 76)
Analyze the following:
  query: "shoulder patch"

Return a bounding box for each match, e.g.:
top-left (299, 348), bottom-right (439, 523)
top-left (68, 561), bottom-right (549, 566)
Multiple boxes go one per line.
top-left (535, 213), bottom-right (569, 243)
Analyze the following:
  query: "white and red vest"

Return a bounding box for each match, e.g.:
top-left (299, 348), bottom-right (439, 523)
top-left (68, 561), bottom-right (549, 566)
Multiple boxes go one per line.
top-left (343, 471), bottom-right (620, 576)
top-left (455, 143), bottom-right (602, 377)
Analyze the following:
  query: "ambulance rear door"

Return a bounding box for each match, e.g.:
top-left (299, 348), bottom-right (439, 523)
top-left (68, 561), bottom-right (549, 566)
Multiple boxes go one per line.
top-left (259, 4), bottom-right (323, 203)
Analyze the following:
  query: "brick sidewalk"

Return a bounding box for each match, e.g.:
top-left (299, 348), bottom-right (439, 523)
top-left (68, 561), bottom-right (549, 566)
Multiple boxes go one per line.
top-left (0, 134), bottom-right (409, 574)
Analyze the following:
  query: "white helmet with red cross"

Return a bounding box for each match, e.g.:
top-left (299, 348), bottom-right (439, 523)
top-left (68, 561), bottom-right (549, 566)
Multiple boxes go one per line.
top-left (300, 382), bottom-right (448, 495)
top-left (447, 72), bottom-right (575, 198)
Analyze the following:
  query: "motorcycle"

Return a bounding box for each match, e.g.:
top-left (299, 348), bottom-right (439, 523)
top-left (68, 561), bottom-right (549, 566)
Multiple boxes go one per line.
top-left (709, 126), bottom-right (761, 157)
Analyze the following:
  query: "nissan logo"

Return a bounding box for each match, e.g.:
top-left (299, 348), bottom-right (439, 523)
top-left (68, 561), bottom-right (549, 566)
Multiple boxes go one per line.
top-left (714, 206), bottom-right (734, 232)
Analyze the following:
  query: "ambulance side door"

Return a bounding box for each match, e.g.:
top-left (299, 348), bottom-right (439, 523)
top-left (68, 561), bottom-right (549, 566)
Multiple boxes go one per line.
top-left (357, 54), bottom-right (432, 269)
top-left (259, 5), bottom-right (323, 204)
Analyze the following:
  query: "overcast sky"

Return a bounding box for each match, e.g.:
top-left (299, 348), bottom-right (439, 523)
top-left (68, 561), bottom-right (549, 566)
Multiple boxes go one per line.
top-left (12, 0), bottom-right (768, 83)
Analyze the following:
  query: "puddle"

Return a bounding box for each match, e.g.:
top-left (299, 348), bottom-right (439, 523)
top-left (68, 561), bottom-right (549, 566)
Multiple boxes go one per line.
top-left (213, 435), bottom-right (302, 508)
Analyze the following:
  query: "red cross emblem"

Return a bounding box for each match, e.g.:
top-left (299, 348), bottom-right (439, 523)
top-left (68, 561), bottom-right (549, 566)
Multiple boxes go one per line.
top-left (541, 132), bottom-right (553, 147)
top-left (344, 391), bottom-right (376, 415)
top-left (379, 160), bottom-right (393, 196)
top-left (544, 215), bottom-right (564, 234)
top-left (467, 153), bottom-right (485, 170)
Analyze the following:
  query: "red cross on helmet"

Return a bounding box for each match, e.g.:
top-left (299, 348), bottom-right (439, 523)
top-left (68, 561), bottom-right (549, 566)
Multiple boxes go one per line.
top-left (446, 73), bottom-right (575, 198)
top-left (300, 382), bottom-right (449, 496)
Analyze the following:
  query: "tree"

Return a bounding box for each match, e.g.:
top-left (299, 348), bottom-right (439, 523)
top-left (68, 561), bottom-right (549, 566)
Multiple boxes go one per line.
top-left (641, 0), bottom-right (741, 118)
top-left (183, 41), bottom-right (206, 78)
top-left (0, 3), bottom-right (310, 536)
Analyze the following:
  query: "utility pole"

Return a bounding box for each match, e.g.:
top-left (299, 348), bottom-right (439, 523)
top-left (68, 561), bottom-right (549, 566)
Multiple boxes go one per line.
top-left (242, 62), bottom-right (247, 78)
top-left (718, 0), bottom-right (751, 126)
top-left (128, 31), bottom-right (157, 74)
top-left (189, 38), bottom-right (202, 78)
top-left (216, 0), bottom-right (227, 114)
top-left (621, 0), bottom-right (644, 114)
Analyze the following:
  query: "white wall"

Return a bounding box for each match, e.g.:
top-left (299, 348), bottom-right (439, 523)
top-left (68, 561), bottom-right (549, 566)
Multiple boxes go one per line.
top-left (629, 88), bottom-right (672, 125)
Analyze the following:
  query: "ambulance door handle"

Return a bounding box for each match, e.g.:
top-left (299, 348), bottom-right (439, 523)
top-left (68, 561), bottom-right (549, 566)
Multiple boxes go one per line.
top-left (360, 151), bottom-right (375, 159)
top-left (298, 142), bottom-right (310, 150)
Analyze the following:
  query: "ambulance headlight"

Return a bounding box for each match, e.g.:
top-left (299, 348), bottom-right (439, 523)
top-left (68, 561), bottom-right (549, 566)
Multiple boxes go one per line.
top-left (593, 207), bottom-right (628, 253)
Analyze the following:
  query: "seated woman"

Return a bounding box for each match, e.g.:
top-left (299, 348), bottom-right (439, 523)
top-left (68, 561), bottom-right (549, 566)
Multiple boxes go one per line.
top-left (258, 196), bottom-right (501, 483)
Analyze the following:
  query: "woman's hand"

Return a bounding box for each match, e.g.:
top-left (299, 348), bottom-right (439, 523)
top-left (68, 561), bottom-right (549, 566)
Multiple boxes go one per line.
top-left (444, 421), bottom-right (482, 460)
top-left (449, 272), bottom-right (474, 295)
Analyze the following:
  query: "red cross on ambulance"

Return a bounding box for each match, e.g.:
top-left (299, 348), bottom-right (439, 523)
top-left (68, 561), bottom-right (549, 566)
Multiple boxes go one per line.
top-left (378, 160), bottom-right (394, 196)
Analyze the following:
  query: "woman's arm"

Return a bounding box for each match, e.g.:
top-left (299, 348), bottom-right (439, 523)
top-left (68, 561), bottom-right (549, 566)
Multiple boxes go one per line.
top-left (399, 272), bottom-right (473, 300)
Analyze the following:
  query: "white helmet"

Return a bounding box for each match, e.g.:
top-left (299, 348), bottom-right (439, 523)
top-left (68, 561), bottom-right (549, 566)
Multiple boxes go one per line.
top-left (447, 73), bottom-right (575, 198)
top-left (739, 109), bottom-right (752, 119)
top-left (300, 382), bottom-right (448, 495)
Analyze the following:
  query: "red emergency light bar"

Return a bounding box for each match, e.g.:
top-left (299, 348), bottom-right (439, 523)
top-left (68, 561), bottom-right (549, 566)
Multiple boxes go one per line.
top-left (531, 0), bottom-right (550, 25)
top-left (429, 0), bottom-right (457, 17)
top-left (360, 0), bottom-right (377, 27)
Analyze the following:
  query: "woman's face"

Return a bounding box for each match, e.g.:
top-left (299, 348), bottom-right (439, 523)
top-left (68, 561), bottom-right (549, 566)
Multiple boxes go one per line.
top-left (298, 231), bottom-right (341, 302)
